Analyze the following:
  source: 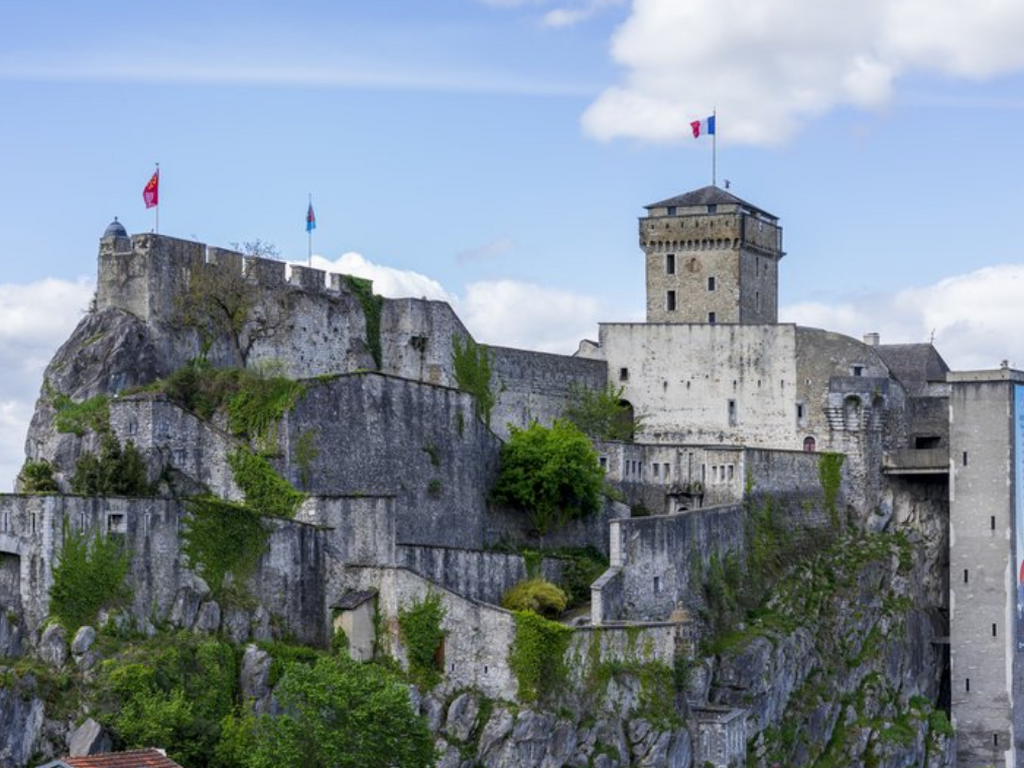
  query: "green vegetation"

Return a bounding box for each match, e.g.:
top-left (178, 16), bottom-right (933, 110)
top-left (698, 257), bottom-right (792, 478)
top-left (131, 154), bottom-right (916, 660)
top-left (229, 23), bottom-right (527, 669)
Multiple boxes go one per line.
top-left (344, 275), bottom-right (384, 370)
top-left (818, 451), bottom-right (845, 527)
top-left (17, 459), bottom-right (59, 493)
top-left (227, 447), bottom-right (306, 519)
top-left (49, 519), bottom-right (130, 634)
top-left (161, 358), bottom-right (305, 448)
top-left (562, 383), bottom-right (642, 442)
top-left (508, 610), bottom-right (572, 704)
top-left (71, 434), bottom-right (153, 497)
top-left (397, 591), bottom-right (446, 689)
top-left (218, 655), bottom-right (435, 768)
top-left (501, 578), bottom-right (568, 618)
top-left (491, 420), bottom-right (604, 534)
top-left (452, 335), bottom-right (495, 427)
top-left (93, 632), bottom-right (236, 767)
top-left (293, 430), bottom-right (319, 489)
top-left (51, 390), bottom-right (110, 436)
top-left (181, 497), bottom-right (269, 602)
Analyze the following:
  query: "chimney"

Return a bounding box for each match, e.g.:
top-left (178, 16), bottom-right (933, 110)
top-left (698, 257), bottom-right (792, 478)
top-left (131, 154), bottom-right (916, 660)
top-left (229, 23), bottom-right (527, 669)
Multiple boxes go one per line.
top-left (863, 332), bottom-right (880, 347)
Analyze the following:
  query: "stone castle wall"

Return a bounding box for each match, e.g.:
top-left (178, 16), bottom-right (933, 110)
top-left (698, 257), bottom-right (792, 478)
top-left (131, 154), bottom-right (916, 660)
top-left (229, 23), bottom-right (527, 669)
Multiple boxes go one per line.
top-left (0, 495), bottom-right (327, 646)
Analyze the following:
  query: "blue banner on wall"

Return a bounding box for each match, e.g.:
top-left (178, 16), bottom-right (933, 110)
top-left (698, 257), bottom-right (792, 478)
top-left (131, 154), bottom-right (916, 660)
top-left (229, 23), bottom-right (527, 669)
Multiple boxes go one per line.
top-left (1015, 385), bottom-right (1024, 651)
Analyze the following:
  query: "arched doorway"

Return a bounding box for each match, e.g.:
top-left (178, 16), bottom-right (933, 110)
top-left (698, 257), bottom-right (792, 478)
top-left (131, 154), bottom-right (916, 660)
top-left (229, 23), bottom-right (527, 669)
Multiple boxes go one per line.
top-left (803, 436), bottom-right (817, 453)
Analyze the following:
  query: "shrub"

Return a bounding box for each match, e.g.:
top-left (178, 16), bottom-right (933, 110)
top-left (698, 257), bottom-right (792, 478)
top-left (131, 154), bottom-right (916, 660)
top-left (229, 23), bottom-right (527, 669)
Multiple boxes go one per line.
top-left (17, 459), bottom-right (59, 493)
top-left (182, 497), bottom-right (269, 601)
top-left (71, 434), bottom-right (152, 497)
top-left (452, 335), bottom-right (495, 427)
top-left (502, 578), bottom-right (568, 618)
top-left (491, 420), bottom-right (604, 534)
top-left (227, 447), bottom-right (305, 519)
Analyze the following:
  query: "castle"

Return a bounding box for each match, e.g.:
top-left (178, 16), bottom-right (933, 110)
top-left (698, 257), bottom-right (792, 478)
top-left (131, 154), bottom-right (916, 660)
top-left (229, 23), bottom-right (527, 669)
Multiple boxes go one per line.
top-left (0, 185), bottom-right (1019, 767)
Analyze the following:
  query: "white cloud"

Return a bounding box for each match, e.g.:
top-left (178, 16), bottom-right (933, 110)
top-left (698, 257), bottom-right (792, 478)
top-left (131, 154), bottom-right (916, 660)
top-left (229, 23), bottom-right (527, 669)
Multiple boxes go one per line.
top-left (583, 0), bottom-right (1024, 145)
top-left (0, 276), bottom-right (94, 490)
top-left (455, 237), bottom-right (518, 265)
top-left (782, 264), bottom-right (1024, 370)
top-left (460, 279), bottom-right (604, 353)
top-left (307, 252), bottom-right (454, 302)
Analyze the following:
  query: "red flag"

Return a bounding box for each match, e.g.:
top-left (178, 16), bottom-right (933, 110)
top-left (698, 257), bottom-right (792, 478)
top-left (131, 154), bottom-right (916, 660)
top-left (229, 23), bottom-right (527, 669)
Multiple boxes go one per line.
top-left (143, 169), bottom-right (159, 209)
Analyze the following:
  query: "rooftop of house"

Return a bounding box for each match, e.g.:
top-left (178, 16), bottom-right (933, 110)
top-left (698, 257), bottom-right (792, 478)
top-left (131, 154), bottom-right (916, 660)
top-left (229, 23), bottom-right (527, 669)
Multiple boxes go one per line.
top-left (645, 185), bottom-right (777, 221)
top-left (37, 749), bottom-right (185, 768)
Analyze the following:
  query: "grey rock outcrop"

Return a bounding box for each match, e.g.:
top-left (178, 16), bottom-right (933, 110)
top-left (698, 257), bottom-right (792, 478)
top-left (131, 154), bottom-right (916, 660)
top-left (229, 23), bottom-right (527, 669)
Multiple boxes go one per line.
top-left (70, 625), bottom-right (96, 658)
top-left (68, 718), bottom-right (111, 757)
top-left (445, 691), bottom-right (480, 742)
top-left (0, 612), bottom-right (23, 659)
top-left (240, 644), bottom-right (274, 715)
top-left (0, 676), bottom-right (45, 768)
top-left (37, 624), bottom-right (66, 669)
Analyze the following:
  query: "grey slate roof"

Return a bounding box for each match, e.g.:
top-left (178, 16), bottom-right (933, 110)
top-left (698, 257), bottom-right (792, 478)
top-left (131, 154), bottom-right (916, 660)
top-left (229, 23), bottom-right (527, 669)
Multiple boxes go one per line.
top-left (645, 185), bottom-right (776, 220)
top-left (876, 344), bottom-right (950, 396)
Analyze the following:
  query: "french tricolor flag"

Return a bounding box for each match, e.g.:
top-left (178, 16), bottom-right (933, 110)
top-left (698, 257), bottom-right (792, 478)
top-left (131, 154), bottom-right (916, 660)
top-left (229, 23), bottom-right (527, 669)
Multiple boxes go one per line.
top-left (690, 114), bottom-right (716, 139)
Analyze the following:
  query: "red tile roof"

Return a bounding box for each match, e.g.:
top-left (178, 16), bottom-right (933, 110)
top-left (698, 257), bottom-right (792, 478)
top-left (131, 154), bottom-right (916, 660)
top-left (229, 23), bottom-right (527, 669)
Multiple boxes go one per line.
top-left (61, 749), bottom-right (185, 768)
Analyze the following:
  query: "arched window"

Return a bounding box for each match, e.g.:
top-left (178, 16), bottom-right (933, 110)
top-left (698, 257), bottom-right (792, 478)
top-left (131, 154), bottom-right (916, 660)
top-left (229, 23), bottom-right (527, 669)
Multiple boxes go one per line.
top-left (803, 436), bottom-right (817, 452)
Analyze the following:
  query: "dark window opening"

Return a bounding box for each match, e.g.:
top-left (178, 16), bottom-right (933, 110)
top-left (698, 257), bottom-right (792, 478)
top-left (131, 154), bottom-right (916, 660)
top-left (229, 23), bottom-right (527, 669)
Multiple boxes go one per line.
top-left (667, 290), bottom-right (677, 311)
top-left (991, 515), bottom-right (996, 531)
top-left (963, 451), bottom-right (969, 466)
top-left (995, 734), bottom-right (999, 746)
top-left (667, 206), bottom-right (677, 216)
top-left (796, 403), bottom-right (805, 419)
top-left (666, 254), bottom-right (676, 274)
top-left (993, 623), bottom-right (998, 637)
top-left (728, 399), bottom-right (737, 426)
top-left (966, 678), bottom-right (970, 692)
top-left (708, 311), bottom-right (717, 324)
top-left (803, 436), bottom-right (817, 452)
top-left (707, 276), bottom-right (716, 291)
top-left (915, 436), bottom-right (942, 449)
top-left (964, 569), bottom-right (969, 584)
top-left (707, 204), bottom-right (717, 213)
top-left (851, 364), bottom-right (864, 377)
top-left (619, 367), bottom-right (629, 382)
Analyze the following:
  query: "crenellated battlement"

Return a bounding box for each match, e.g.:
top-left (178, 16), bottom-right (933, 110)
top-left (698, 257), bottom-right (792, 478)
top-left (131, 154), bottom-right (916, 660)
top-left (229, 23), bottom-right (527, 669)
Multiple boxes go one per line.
top-left (96, 231), bottom-right (376, 324)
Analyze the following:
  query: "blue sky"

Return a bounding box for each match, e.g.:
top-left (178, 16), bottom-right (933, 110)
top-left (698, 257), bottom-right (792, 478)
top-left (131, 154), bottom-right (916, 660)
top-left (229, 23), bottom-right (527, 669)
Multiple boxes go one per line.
top-left (2, 0), bottom-right (1024, 487)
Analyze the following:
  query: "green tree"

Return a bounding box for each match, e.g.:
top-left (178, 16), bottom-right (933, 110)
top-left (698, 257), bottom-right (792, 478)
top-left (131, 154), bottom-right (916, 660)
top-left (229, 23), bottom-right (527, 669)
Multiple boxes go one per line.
top-left (562, 383), bottom-right (643, 442)
top-left (219, 656), bottom-right (435, 768)
top-left (70, 433), bottom-right (152, 496)
top-left (492, 420), bottom-right (604, 534)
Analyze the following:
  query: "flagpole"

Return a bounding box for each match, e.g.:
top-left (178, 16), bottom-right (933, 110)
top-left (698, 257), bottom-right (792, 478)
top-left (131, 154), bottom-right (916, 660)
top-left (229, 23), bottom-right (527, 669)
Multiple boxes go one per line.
top-left (307, 193), bottom-right (312, 267)
top-left (155, 163), bottom-right (160, 234)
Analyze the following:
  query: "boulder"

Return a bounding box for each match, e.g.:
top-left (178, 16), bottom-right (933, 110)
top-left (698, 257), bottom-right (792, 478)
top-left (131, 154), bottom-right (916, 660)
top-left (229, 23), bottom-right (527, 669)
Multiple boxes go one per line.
top-left (71, 625), bottom-right (96, 657)
top-left (37, 623), bottom-right (67, 668)
top-left (194, 601), bottom-right (222, 634)
top-left (445, 691), bottom-right (480, 742)
top-left (68, 718), bottom-right (111, 756)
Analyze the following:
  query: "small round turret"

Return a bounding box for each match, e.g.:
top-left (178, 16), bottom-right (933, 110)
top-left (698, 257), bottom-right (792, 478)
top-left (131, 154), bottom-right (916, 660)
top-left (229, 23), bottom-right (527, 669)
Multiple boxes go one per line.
top-left (103, 217), bottom-right (128, 239)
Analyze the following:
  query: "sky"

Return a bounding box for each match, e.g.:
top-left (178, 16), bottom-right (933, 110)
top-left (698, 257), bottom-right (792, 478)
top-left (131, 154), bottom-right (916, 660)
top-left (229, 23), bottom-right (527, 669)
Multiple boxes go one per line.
top-left (2, 0), bottom-right (1024, 489)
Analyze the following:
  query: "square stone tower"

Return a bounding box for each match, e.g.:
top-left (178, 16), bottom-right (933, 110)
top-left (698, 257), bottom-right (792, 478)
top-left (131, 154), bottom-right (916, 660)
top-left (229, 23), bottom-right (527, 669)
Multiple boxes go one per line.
top-left (640, 186), bottom-right (784, 324)
top-left (948, 367), bottom-right (1024, 767)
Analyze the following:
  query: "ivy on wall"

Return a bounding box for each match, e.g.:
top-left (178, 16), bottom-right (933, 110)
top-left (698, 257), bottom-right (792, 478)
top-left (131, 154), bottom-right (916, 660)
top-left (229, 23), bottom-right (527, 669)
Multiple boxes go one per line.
top-left (181, 497), bottom-right (269, 602)
top-left (397, 591), bottom-right (447, 689)
top-left (452, 335), bottom-right (495, 427)
top-left (49, 519), bottom-right (130, 634)
top-left (507, 610), bottom-right (572, 704)
top-left (227, 447), bottom-right (306, 519)
top-left (344, 275), bottom-right (384, 370)
top-left (818, 452), bottom-right (845, 527)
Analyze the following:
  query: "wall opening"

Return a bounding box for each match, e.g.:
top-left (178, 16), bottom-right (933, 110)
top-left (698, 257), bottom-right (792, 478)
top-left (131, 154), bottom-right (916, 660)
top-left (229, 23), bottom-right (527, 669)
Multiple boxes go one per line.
top-left (666, 254), bottom-right (676, 274)
top-left (666, 290), bottom-right (677, 311)
top-left (803, 436), bottom-right (817, 453)
top-left (0, 552), bottom-right (21, 612)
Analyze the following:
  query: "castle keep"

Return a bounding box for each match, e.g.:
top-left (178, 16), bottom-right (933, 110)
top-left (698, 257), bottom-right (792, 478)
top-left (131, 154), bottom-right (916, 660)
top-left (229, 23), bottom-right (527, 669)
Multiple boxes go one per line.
top-left (0, 185), bottom-right (1018, 767)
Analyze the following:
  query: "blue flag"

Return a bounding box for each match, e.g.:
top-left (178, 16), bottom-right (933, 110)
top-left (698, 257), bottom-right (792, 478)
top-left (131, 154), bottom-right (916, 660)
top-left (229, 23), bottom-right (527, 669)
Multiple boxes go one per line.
top-left (306, 203), bottom-right (316, 232)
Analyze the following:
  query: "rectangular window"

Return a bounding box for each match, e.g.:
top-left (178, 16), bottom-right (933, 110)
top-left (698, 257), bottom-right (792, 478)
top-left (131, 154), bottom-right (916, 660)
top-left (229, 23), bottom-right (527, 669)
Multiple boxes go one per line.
top-left (993, 623), bottom-right (998, 637)
top-left (599, 456), bottom-right (608, 470)
top-left (667, 290), bottom-right (677, 311)
top-left (707, 276), bottom-right (716, 291)
top-left (667, 206), bottom-right (676, 216)
top-left (966, 678), bottom-right (970, 692)
top-left (727, 464), bottom-right (734, 481)
top-left (991, 515), bottom-right (996, 531)
top-left (708, 311), bottom-right (717, 324)
top-left (652, 463), bottom-right (660, 478)
top-left (707, 204), bottom-right (717, 213)
top-left (851, 364), bottom-right (864, 377)
top-left (619, 367), bottom-right (629, 382)
top-left (666, 254), bottom-right (676, 274)
top-left (756, 291), bottom-right (761, 311)
top-left (963, 451), bottom-right (969, 466)
top-left (796, 403), bottom-right (805, 420)
top-left (728, 399), bottom-right (737, 426)
top-left (653, 576), bottom-right (661, 593)
top-left (964, 569), bottom-right (969, 584)
top-left (663, 462), bottom-right (670, 479)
